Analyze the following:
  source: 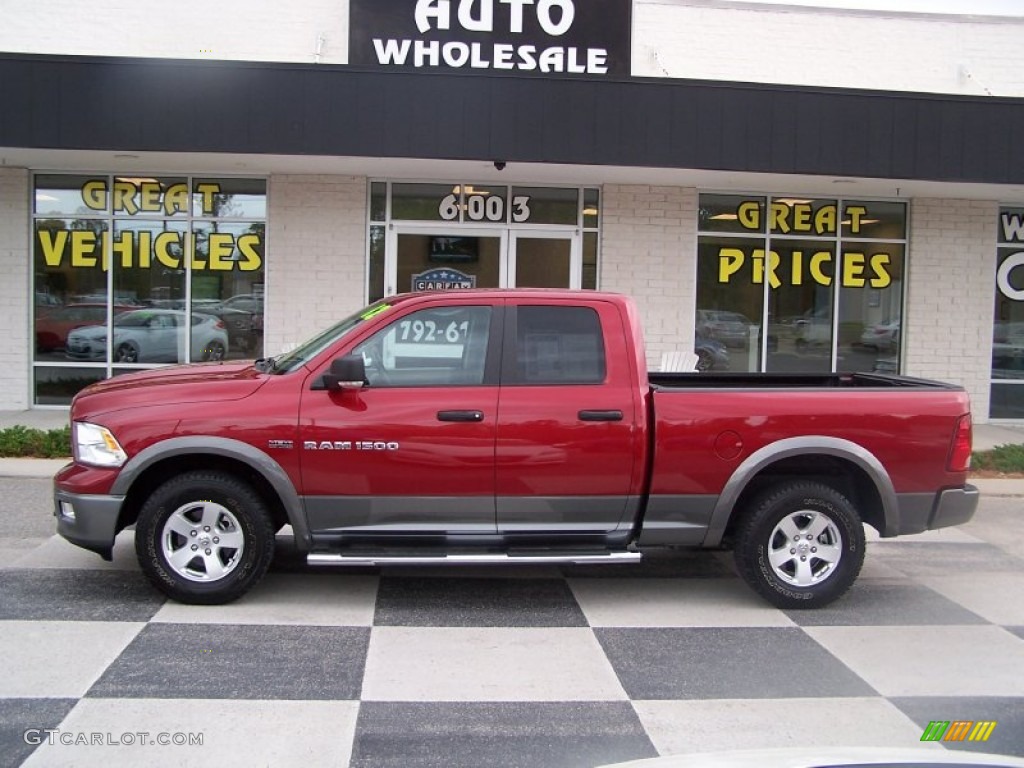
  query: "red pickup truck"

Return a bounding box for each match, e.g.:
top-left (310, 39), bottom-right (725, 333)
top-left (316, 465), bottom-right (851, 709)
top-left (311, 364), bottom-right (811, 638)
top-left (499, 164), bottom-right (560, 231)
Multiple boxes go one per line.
top-left (54, 289), bottom-right (978, 608)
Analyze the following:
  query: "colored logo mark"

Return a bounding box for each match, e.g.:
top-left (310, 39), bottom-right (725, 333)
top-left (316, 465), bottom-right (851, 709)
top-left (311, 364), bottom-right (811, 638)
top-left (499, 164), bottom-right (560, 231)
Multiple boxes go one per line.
top-left (921, 720), bottom-right (997, 742)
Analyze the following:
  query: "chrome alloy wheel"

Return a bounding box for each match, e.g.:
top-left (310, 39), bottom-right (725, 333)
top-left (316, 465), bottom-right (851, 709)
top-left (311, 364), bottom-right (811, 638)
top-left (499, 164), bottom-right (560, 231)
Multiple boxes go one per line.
top-left (767, 510), bottom-right (843, 587)
top-left (160, 501), bottom-right (245, 582)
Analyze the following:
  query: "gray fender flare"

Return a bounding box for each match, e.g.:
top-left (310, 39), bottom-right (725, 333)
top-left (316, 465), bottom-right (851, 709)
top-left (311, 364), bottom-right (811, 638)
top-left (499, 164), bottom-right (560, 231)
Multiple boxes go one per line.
top-left (702, 436), bottom-right (898, 547)
top-left (110, 436), bottom-right (310, 549)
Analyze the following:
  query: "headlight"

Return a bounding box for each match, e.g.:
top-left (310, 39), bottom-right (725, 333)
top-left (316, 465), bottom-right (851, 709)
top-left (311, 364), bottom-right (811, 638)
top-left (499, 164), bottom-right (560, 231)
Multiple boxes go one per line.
top-left (73, 421), bottom-right (128, 467)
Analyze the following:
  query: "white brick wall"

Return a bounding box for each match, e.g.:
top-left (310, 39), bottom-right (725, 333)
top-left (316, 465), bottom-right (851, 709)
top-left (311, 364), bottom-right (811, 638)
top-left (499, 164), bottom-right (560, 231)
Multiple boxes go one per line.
top-left (0, 0), bottom-right (350, 64)
top-left (4, 1), bottom-right (1023, 96)
top-left (903, 198), bottom-right (997, 419)
top-left (264, 175), bottom-right (368, 354)
top-left (634, 0), bottom-right (1024, 96)
top-left (0, 168), bottom-right (31, 411)
top-left (600, 185), bottom-right (697, 369)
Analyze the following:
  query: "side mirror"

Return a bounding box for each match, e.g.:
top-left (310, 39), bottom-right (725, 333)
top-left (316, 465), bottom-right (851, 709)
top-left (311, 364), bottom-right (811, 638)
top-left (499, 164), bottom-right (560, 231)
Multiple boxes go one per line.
top-left (321, 355), bottom-right (367, 391)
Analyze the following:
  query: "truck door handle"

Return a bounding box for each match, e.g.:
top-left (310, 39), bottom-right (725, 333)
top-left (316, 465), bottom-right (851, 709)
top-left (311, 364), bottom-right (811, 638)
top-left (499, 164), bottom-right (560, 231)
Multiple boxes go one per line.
top-left (437, 410), bottom-right (484, 422)
top-left (578, 410), bottom-right (623, 422)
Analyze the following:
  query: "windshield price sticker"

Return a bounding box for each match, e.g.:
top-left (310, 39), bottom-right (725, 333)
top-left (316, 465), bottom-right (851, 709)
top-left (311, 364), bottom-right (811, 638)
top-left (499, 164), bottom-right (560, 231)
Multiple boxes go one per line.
top-left (397, 318), bottom-right (470, 345)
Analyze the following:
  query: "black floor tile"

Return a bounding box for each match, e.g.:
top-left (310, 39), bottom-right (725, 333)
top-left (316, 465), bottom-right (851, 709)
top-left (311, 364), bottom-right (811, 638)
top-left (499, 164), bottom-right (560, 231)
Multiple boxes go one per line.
top-left (374, 577), bottom-right (587, 627)
top-left (595, 627), bottom-right (877, 700)
top-left (870, 543), bottom-right (1024, 578)
top-left (0, 569), bottom-right (164, 622)
top-left (784, 582), bottom-right (988, 626)
top-left (890, 696), bottom-right (1024, 757)
top-left (349, 701), bottom-right (658, 768)
top-left (85, 623), bottom-right (370, 700)
top-left (0, 698), bottom-right (77, 768)
top-left (563, 549), bottom-right (733, 579)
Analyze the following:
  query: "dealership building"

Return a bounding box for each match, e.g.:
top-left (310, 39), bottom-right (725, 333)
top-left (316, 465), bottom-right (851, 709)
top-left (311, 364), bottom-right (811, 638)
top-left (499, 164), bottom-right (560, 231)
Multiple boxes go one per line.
top-left (2, 0), bottom-right (1024, 421)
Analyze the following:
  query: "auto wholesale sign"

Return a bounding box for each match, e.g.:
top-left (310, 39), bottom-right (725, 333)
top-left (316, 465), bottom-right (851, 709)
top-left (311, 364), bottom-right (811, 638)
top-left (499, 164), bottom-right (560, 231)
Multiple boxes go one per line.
top-left (349, 0), bottom-right (632, 77)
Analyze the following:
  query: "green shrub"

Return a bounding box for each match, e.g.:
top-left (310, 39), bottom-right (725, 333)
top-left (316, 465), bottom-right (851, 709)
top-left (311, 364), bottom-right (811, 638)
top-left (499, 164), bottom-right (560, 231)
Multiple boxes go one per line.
top-left (0, 425), bottom-right (72, 458)
top-left (972, 443), bottom-right (1024, 474)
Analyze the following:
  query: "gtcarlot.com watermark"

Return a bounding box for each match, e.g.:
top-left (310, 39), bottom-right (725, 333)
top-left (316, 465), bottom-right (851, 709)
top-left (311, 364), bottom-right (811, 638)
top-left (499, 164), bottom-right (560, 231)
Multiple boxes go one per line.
top-left (24, 729), bottom-right (203, 747)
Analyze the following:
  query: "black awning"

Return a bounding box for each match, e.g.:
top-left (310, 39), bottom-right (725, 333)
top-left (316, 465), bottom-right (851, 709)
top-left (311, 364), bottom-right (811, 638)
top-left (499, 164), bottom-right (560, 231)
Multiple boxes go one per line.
top-left (2, 53), bottom-right (1023, 185)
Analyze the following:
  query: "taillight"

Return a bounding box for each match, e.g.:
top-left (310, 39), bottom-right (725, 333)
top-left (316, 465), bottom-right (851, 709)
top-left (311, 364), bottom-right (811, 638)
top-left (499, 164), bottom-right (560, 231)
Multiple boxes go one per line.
top-left (947, 414), bottom-right (972, 472)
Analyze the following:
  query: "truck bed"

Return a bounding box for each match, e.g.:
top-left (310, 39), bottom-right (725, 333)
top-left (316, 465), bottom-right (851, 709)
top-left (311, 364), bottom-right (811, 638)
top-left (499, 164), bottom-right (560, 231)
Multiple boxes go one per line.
top-left (649, 371), bottom-right (962, 390)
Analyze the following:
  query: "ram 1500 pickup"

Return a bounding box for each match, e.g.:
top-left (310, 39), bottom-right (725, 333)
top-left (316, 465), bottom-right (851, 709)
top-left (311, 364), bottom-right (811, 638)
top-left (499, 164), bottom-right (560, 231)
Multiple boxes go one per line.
top-left (54, 290), bottom-right (979, 608)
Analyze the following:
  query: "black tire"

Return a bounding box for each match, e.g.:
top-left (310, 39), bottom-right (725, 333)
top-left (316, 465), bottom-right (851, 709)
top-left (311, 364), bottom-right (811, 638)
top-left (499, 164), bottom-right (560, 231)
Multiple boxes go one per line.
top-left (733, 480), bottom-right (864, 609)
top-left (695, 349), bottom-right (714, 372)
top-left (202, 340), bottom-right (226, 361)
top-left (114, 341), bottom-right (139, 363)
top-left (135, 470), bottom-right (275, 604)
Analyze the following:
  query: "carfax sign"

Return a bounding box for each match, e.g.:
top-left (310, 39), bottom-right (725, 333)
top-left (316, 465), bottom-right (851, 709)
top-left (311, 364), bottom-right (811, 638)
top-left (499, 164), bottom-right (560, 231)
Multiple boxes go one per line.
top-left (350, 0), bottom-right (632, 77)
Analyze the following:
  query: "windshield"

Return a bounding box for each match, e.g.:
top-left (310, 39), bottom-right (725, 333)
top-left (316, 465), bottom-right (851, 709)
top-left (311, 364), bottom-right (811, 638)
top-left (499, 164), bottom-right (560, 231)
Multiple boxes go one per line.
top-left (271, 300), bottom-right (392, 373)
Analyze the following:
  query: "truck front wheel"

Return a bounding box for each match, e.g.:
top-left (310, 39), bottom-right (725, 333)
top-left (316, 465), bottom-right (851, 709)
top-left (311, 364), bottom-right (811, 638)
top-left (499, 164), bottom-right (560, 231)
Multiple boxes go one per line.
top-left (733, 480), bottom-right (864, 609)
top-left (135, 470), bottom-right (275, 605)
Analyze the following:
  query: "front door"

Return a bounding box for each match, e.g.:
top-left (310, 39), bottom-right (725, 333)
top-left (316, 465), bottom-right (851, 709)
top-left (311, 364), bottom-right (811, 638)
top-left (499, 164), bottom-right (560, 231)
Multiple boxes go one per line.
top-left (509, 231), bottom-right (580, 289)
top-left (298, 300), bottom-right (501, 536)
top-left (387, 227), bottom-right (580, 295)
top-left (390, 226), bottom-right (506, 295)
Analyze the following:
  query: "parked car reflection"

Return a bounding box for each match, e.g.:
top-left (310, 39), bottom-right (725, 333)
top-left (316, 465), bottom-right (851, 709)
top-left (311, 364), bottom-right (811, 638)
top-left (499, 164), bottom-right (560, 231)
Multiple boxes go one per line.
top-left (35, 303), bottom-right (135, 353)
top-left (695, 335), bottom-right (729, 371)
top-left (207, 294), bottom-right (264, 353)
top-left (696, 309), bottom-right (754, 347)
top-left (859, 318), bottom-right (900, 351)
top-left (65, 309), bottom-right (229, 363)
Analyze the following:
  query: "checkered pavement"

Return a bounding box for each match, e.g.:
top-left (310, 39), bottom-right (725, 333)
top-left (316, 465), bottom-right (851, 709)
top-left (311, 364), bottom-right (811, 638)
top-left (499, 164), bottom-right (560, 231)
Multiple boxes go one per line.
top-left (2, 477), bottom-right (1023, 768)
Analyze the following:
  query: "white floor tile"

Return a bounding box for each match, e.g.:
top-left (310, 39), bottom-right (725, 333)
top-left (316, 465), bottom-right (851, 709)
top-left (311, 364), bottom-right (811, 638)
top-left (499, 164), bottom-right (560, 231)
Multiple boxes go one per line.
top-left (12, 532), bottom-right (139, 570)
top-left (0, 621), bottom-right (144, 697)
top-left (804, 625), bottom-right (1024, 697)
top-left (569, 578), bottom-right (795, 627)
top-left (151, 573), bottom-right (378, 626)
top-left (633, 697), bottom-right (935, 755)
top-left (362, 627), bottom-right (628, 701)
top-left (23, 698), bottom-right (359, 768)
top-left (918, 572), bottom-right (1024, 625)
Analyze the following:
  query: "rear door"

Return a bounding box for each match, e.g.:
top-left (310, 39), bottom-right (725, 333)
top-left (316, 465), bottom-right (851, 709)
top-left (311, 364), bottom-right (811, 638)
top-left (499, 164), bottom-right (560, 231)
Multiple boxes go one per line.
top-left (298, 300), bottom-right (502, 535)
top-left (495, 299), bottom-right (644, 534)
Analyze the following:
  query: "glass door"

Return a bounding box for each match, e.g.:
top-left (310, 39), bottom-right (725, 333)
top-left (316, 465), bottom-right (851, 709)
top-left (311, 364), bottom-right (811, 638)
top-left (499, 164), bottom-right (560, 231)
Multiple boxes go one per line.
top-left (388, 226), bottom-right (506, 296)
top-left (387, 226), bottom-right (581, 294)
top-left (509, 231), bottom-right (580, 289)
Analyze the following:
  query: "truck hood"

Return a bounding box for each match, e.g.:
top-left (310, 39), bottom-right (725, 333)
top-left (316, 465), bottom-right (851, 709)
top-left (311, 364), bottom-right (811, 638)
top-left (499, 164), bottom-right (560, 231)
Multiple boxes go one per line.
top-left (71, 361), bottom-right (269, 420)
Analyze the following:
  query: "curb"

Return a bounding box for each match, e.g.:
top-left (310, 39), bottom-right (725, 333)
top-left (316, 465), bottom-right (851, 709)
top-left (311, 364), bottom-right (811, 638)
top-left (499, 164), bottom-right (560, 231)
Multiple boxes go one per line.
top-left (0, 458), bottom-right (71, 478)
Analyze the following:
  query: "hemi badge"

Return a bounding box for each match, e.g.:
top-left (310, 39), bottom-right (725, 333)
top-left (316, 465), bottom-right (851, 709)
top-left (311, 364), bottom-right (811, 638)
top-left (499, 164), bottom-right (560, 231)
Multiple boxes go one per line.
top-left (268, 440), bottom-right (294, 450)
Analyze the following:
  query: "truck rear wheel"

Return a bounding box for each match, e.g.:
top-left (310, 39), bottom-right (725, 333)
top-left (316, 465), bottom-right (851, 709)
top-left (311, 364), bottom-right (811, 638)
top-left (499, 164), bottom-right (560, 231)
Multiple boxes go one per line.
top-left (135, 470), bottom-right (275, 605)
top-left (733, 480), bottom-right (864, 609)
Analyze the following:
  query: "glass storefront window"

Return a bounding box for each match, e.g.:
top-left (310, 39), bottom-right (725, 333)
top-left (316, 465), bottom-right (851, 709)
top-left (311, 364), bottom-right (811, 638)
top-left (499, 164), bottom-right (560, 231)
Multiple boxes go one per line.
top-left (391, 183), bottom-right (458, 221)
top-left (583, 189), bottom-right (600, 228)
top-left (192, 177), bottom-right (266, 218)
top-left (35, 175), bottom-right (107, 217)
top-left (695, 236), bottom-right (765, 372)
top-left (991, 206), bottom-right (1024, 418)
top-left (510, 186), bottom-right (578, 225)
top-left (32, 174), bottom-right (266, 405)
top-left (696, 194), bottom-right (906, 375)
top-left (370, 182), bottom-right (387, 222)
top-left (583, 232), bottom-right (598, 290)
top-left (698, 194), bottom-right (766, 235)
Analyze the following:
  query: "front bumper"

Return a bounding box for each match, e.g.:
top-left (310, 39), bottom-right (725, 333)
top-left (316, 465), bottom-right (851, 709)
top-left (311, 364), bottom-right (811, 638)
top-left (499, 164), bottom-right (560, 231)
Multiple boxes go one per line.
top-left (54, 489), bottom-right (125, 561)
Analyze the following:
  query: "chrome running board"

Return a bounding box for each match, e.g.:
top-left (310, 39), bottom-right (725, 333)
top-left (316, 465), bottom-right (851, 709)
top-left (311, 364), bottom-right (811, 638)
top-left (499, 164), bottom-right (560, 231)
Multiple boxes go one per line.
top-left (306, 551), bottom-right (642, 567)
